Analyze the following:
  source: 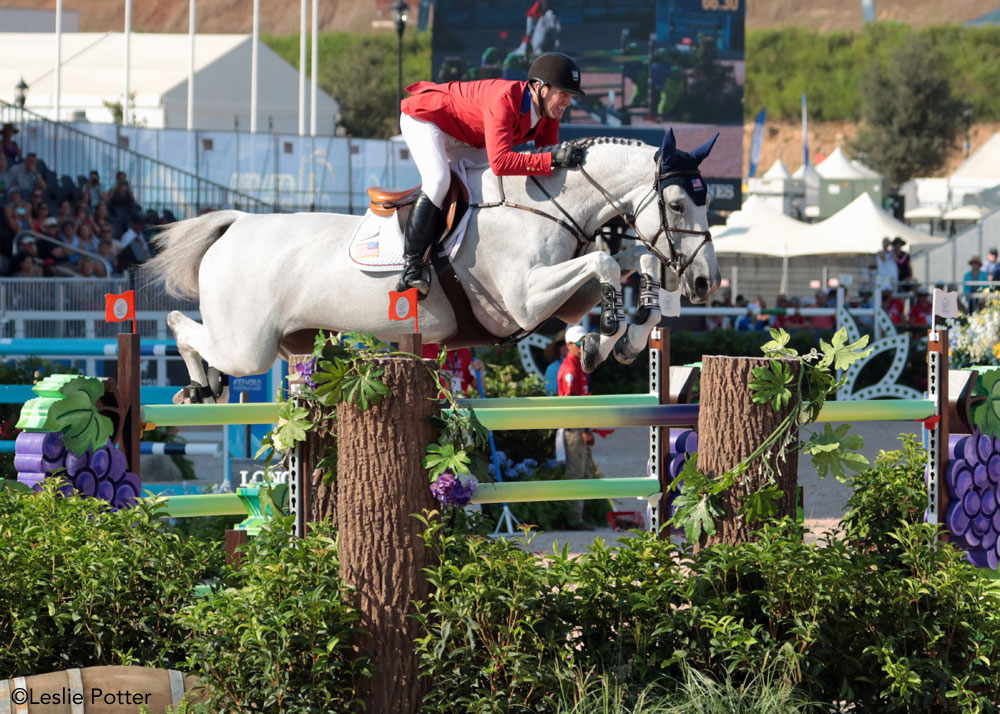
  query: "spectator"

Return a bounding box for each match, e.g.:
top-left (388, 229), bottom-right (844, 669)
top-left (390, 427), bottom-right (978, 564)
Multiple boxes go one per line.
top-left (107, 172), bottom-right (136, 213)
top-left (96, 238), bottom-right (119, 275)
top-left (4, 153), bottom-right (46, 194)
top-left (30, 200), bottom-right (50, 232)
top-left (782, 297), bottom-right (809, 330)
top-left (963, 256), bottom-right (986, 310)
top-left (38, 217), bottom-right (69, 264)
top-left (55, 200), bottom-right (71, 225)
top-left (909, 288), bottom-right (932, 328)
top-left (892, 236), bottom-right (912, 286)
top-left (543, 331), bottom-right (567, 395)
top-left (855, 288), bottom-right (875, 330)
top-left (2, 186), bottom-right (25, 235)
top-left (11, 252), bottom-right (42, 278)
top-left (811, 291), bottom-right (836, 330)
top-left (117, 214), bottom-right (151, 272)
top-left (97, 220), bottom-right (115, 246)
top-left (705, 300), bottom-right (731, 330)
top-left (420, 344), bottom-right (484, 397)
top-left (0, 154), bottom-right (7, 194)
top-left (76, 255), bottom-right (107, 279)
top-left (875, 236), bottom-right (896, 290)
top-left (557, 324), bottom-right (598, 531)
top-left (8, 194), bottom-right (32, 234)
top-left (83, 171), bottom-right (106, 207)
top-left (73, 201), bottom-right (93, 230)
top-left (988, 248), bottom-right (1000, 281)
top-left (92, 201), bottom-right (109, 229)
top-left (0, 123), bottom-right (21, 165)
top-left (881, 288), bottom-right (905, 326)
top-left (73, 222), bottom-right (98, 264)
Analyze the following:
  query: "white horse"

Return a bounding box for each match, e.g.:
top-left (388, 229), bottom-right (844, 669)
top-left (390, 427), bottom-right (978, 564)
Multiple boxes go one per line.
top-left (147, 130), bottom-right (720, 401)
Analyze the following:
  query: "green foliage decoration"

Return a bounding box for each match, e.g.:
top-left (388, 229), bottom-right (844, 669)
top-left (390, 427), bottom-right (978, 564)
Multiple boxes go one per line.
top-left (257, 331), bottom-right (490, 497)
top-left (669, 328), bottom-right (872, 542)
top-left (17, 375), bottom-right (113, 454)
top-left (970, 368), bottom-right (1000, 439)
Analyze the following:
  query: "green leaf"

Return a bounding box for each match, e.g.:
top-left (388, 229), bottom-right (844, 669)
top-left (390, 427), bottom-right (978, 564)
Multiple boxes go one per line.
top-left (340, 363), bottom-right (390, 410)
top-left (423, 442), bottom-right (471, 480)
top-left (818, 328), bottom-right (872, 371)
top-left (676, 494), bottom-right (722, 544)
top-left (761, 328), bottom-right (797, 357)
top-left (265, 400), bottom-right (313, 453)
top-left (971, 369), bottom-right (1000, 439)
top-left (739, 485), bottom-right (784, 523)
top-left (27, 376), bottom-right (114, 453)
top-left (803, 423), bottom-right (870, 481)
top-left (749, 361), bottom-right (794, 411)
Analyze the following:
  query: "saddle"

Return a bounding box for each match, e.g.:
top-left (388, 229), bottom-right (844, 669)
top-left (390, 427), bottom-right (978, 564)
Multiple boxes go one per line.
top-left (367, 170), bottom-right (469, 233)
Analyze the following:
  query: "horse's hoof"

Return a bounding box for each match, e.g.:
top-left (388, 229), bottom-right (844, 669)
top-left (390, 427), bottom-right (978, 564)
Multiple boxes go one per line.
top-left (613, 335), bottom-right (638, 365)
top-left (580, 333), bottom-right (601, 373)
top-left (172, 390), bottom-right (193, 405)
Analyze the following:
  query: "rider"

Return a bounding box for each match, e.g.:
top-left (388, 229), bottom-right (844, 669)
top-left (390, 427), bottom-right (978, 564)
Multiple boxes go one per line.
top-left (397, 52), bottom-right (586, 298)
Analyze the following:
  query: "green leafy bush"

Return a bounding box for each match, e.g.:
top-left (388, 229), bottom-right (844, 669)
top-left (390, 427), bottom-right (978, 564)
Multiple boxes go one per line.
top-left (177, 517), bottom-right (372, 713)
top-left (0, 484), bottom-right (222, 677)
top-left (416, 439), bottom-right (1000, 713)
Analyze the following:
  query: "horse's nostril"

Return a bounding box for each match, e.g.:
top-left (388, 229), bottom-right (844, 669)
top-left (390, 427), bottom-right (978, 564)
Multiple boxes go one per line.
top-left (694, 276), bottom-right (709, 296)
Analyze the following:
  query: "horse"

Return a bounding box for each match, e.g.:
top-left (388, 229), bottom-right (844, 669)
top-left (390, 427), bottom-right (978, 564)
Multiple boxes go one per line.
top-left (146, 129), bottom-right (721, 402)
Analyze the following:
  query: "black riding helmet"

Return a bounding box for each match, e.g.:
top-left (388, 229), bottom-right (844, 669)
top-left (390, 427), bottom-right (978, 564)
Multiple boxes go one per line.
top-left (527, 52), bottom-right (586, 96)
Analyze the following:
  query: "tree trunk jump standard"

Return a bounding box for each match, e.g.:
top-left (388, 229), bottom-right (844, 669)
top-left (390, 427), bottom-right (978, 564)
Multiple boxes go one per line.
top-left (697, 355), bottom-right (799, 547)
top-left (336, 354), bottom-right (438, 714)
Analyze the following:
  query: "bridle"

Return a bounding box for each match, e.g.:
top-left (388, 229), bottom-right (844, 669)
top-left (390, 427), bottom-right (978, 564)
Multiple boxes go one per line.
top-left (576, 161), bottom-right (713, 279)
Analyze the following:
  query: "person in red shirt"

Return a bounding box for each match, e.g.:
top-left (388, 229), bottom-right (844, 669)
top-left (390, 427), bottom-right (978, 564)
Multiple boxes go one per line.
top-left (397, 52), bottom-right (586, 297)
top-left (908, 288), bottom-right (933, 328)
top-left (881, 288), bottom-right (905, 326)
top-left (557, 324), bottom-right (597, 530)
top-left (421, 344), bottom-right (485, 397)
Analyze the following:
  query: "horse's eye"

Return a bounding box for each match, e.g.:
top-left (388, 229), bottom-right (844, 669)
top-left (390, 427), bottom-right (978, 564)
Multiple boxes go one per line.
top-left (668, 201), bottom-right (683, 213)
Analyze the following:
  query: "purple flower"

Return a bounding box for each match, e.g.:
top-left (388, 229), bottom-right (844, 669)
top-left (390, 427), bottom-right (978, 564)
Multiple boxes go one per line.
top-left (430, 470), bottom-right (477, 507)
top-left (296, 357), bottom-right (317, 388)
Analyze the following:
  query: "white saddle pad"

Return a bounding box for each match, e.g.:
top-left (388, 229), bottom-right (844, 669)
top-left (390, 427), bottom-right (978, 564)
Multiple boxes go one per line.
top-left (348, 165), bottom-right (474, 273)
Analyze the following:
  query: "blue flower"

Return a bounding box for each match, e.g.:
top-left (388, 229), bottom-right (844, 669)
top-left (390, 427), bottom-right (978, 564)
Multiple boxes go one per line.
top-left (296, 357), bottom-right (317, 389)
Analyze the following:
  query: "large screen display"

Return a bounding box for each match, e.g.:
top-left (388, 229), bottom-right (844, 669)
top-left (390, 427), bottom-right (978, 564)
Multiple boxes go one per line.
top-left (429, 0), bottom-right (745, 210)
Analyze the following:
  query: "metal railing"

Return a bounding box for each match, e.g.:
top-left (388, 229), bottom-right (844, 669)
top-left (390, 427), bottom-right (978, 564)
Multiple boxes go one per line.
top-left (0, 101), bottom-right (274, 218)
top-left (911, 208), bottom-right (1000, 285)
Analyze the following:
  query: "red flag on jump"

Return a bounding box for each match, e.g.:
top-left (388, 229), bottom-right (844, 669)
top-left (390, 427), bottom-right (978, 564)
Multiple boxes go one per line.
top-left (388, 288), bottom-right (419, 334)
top-left (104, 290), bottom-right (135, 326)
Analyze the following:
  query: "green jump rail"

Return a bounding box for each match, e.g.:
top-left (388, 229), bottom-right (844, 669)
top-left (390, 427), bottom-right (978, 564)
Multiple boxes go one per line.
top-left (140, 398), bottom-right (936, 431)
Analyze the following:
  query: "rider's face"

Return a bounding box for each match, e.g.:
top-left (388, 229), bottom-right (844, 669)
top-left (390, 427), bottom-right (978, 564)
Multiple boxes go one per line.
top-left (537, 86), bottom-right (573, 120)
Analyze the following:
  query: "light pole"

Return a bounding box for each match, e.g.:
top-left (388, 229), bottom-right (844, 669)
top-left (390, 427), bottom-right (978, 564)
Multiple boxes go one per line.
top-left (14, 77), bottom-right (28, 109)
top-left (392, 0), bottom-right (409, 125)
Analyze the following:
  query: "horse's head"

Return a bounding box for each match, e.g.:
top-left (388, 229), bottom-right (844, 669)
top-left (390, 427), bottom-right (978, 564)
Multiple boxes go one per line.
top-left (636, 129), bottom-right (721, 303)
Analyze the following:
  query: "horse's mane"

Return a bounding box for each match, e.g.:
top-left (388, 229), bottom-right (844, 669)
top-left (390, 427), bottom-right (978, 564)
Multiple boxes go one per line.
top-left (529, 136), bottom-right (647, 154)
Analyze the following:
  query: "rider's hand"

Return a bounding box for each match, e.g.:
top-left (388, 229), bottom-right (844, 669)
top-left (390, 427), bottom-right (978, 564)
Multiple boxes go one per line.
top-left (551, 143), bottom-right (585, 169)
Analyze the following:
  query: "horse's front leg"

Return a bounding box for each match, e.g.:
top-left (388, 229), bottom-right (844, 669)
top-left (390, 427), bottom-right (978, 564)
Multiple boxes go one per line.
top-left (512, 251), bottom-right (626, 373)
top-left (613, 252), bottom-right (662, 365)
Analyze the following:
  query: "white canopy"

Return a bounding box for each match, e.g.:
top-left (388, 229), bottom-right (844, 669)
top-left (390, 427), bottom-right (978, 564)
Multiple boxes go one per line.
top-left (761, 158), bottom-right (792, 180)
top-left (815, 147), bottom-right (881, 180)
top-left (792, 162), bottom-right (821, 186)
top-left (804, 193), bottom-right (945, 255)
top-left (904, 205), bottom-right (944, 220)
top-left (712, 195), bottom-right (812, 257)
top-left (943, 205), bottom-right (991, 221)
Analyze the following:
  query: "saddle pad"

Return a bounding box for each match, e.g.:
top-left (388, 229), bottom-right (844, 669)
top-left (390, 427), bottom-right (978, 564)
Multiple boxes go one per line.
top-left (347, 163), bottom-right (474, 272)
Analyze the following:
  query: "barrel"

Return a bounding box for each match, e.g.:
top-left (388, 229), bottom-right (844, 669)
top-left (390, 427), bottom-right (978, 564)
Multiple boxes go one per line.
top-left (0, 666), bottom-right (202, 713)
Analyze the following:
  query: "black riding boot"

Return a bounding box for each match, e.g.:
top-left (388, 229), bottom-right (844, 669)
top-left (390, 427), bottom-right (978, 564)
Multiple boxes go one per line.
top-left (397, 192), bottom-right (445, 298)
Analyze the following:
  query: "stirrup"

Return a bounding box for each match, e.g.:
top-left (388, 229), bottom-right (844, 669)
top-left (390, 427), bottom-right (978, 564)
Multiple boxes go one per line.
top-left (396, 262), bottom-right (431, 296)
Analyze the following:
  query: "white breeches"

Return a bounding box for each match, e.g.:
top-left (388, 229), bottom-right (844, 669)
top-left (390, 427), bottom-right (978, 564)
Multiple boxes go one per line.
top-left (399, 113), bottom-right (487, 208)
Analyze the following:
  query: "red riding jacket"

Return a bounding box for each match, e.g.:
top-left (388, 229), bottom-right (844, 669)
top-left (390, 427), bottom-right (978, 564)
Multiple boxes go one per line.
top-left (401, 79), bottom-right (560, 176)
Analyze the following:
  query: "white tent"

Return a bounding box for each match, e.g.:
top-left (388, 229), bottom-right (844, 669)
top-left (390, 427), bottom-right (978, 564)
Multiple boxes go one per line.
top-left (805, 192), bottom-right (945, 255)
top-left (0, 32), bottom-right (338, 133)
top-left (761, 158), bottom-right (792, 180)
top-left (712, 195), bottom-right (812, 257)
top-left (943, 205), bottom-right (991, 221)
top-left (814, 147), bottom-right (880, 179)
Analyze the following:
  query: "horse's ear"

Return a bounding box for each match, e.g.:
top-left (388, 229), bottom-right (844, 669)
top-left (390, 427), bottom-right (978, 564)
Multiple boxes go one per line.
top-left (690, 133), bottom-right (719, 165)
top-left (655, 128), bottom-right (676, 164)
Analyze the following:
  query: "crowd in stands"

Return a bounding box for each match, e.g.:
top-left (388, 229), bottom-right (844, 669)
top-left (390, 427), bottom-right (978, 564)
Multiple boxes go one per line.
top-left (0, 123), bottom-right (173, 280)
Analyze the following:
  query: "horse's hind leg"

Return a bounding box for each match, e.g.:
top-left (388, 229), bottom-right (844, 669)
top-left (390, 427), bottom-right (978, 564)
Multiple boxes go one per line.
top-left (614, 253), bottom-right (662, 365)
top-left (167, 311), bottom-right (226, 404)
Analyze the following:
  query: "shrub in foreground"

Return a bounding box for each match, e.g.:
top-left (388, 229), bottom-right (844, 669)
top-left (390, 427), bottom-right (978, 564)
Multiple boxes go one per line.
top-left (0, 483), bottom-right (221, 677)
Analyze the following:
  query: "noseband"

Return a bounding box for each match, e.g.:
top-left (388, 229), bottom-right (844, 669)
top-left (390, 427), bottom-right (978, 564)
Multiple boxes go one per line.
top-left (577, 164), bottom-right (713, 279)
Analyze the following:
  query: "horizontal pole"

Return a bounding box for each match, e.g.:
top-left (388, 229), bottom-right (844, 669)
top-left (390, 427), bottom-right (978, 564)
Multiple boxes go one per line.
top-left (815, 399), bottom-right (934, 423)
top-left (0, 440), bottom-right (221, 455)
top-left (154, 493), bottom-right (246, 518)
top-left (0, 338), bottom-right (178, 356)
top-left (452, 404), bottom-right (700, 430)
top-left (141, 402), bottom-right (281, 427)
top-left (0, 384), bottom-right (179, 404)
top-left (470, 477), bottom-right (660, 504)
top-left (459, 394), bottom-right (659, 409)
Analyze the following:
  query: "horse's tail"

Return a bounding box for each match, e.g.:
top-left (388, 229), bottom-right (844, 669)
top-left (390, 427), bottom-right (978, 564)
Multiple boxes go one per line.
top-left (144, 210), bottom-right (242, 299)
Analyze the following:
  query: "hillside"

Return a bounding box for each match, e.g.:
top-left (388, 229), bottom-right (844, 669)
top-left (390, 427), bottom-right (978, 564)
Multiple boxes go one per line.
top-left (0, 0), bottom-right (994, 34)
